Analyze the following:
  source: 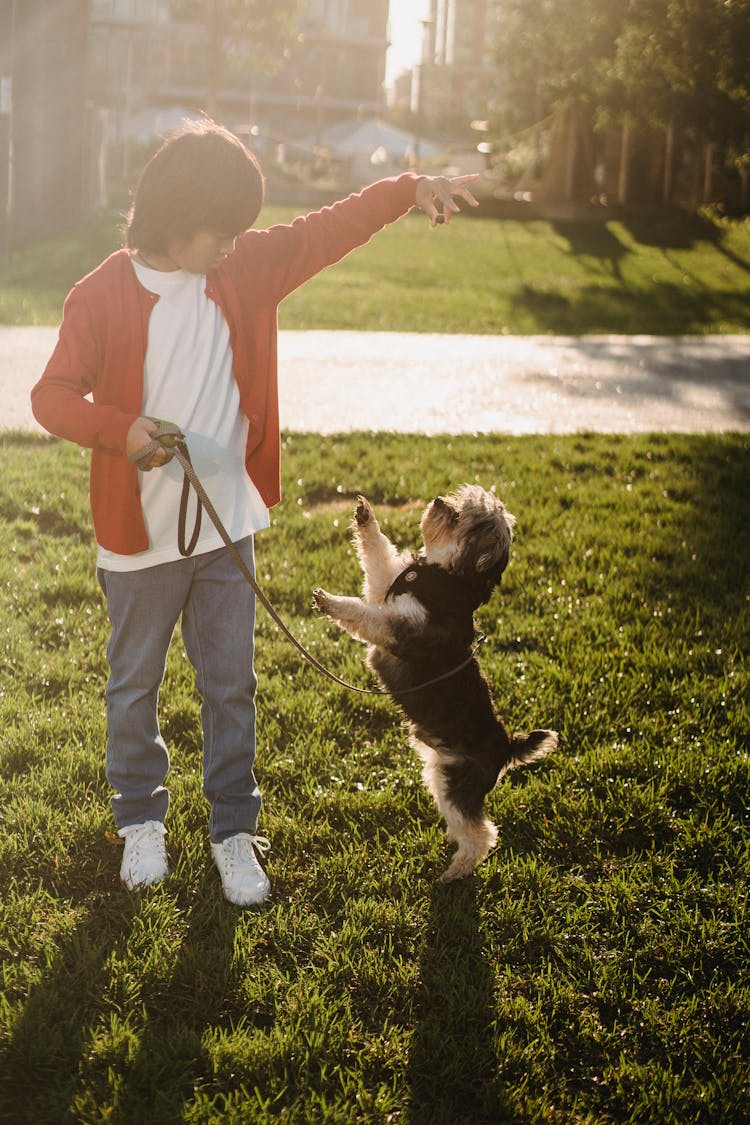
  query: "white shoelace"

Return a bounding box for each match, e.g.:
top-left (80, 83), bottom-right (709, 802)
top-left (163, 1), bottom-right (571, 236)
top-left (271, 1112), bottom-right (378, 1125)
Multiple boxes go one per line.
top-left (120, 821), bottom-right (166, 850)
top-left (223, 833), bottom-right (271, 864)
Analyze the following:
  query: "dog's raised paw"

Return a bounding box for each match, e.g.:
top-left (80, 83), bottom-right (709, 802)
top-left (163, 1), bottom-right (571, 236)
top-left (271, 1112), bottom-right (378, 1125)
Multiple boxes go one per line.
top-left (312, 588), bottom-right (329, 613)
top-left (354, 497), bottom-right (372, 526)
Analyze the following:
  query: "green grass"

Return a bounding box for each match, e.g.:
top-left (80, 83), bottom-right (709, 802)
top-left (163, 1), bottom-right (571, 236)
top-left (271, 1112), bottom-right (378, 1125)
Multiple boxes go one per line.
top-left (2, 206), bottom-right (750, 334)
top-left (0, 430), bottom-right (748, 1123)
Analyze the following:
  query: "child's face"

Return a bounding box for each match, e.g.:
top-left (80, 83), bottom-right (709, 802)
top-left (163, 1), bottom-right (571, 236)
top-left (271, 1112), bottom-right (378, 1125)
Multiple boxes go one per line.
top-left (167, 230), bottom-right (237, 274)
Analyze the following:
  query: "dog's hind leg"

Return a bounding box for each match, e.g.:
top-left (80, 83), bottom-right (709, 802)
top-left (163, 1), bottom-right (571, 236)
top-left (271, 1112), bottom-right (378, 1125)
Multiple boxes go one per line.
top-left (352, 497), bottom-right (411, 603)
top-left (413, 740), bottom-right (499, 881)
top-left (440, 805), bottom-right (498, 882)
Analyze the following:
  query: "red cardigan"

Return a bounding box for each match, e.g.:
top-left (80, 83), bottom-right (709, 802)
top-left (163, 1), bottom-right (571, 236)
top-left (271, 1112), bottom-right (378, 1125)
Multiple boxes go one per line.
top-left (32, 173), bottom-right (421, 554)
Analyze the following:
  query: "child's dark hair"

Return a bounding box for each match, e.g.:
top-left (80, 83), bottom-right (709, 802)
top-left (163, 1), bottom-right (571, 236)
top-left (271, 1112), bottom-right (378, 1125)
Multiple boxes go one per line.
top-left (126, 119), bottom-right (265, 252)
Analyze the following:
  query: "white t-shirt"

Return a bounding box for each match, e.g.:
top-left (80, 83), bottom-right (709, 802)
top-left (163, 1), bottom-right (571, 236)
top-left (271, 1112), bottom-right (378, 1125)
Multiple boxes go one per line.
top-left (96, 261), bottom-right (269, 572)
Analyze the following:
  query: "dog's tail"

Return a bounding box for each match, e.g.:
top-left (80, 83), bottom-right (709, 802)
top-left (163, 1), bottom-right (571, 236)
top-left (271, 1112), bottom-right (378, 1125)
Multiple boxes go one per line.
top-left (508, 729), bottom-right (558, 770)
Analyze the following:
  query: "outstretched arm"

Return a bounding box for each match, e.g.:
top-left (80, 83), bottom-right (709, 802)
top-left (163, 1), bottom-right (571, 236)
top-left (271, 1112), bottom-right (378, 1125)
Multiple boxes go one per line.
top-left (241, 172), bottom-right (481, 301)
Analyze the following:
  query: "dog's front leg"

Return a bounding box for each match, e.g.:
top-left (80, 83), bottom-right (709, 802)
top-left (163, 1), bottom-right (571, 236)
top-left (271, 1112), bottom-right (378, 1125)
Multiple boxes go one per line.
top-left (353, 496), bottom-right (411, 603)
top-left (313, 588), bottom-right (419, 648)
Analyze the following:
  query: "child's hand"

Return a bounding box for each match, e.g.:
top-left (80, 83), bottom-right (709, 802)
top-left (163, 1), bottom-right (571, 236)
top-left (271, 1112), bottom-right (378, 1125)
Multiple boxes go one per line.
top-left (415, 174), bottom-right (480, 227)
top-left (126, 416), bottom-right (170, 469)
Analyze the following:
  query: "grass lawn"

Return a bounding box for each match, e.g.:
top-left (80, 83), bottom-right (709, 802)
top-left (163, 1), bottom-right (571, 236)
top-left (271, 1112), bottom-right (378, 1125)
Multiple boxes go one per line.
top-left (0, 430), bottom-right (748, 1123)
top-left (1, 205), bottom-right (749, 335)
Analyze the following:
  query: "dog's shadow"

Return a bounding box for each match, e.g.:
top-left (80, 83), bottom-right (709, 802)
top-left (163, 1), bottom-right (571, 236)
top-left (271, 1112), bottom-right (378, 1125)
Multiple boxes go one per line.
top-left (407, 878), bottom-right (514, 1125)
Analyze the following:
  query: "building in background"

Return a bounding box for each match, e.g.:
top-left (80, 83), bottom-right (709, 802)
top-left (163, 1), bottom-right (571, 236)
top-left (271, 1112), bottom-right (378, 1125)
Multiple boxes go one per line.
top-left (87, 0), bottom-right (389, 156)
top-left (2, 0), bottom-right (390, 244)
top-left (413, 0), bottom-right (501, 137)
top-left (291, 0), bottom-right (389, 140)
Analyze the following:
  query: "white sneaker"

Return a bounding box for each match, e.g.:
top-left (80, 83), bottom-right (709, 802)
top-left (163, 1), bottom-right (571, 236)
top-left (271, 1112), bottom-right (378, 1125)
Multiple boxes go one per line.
top-left (211, 833), bottom-right (271, 906)
top-left (118, 821), bottom-right (168, 890)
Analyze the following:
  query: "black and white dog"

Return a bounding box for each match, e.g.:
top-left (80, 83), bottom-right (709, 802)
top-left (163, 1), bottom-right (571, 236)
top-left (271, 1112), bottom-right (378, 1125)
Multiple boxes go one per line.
top-left (313, 485), bottom-right (557, 881)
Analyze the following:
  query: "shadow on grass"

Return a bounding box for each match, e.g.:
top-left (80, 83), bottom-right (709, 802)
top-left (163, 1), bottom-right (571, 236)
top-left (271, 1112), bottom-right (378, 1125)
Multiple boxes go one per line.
top-left (638, 434), bottom-right (750, 618)
top-left (0, 867), bottom-right (244, 1124)
top-left (509, 209), bottom-right (750, 335)
top-left (551, 220), bottom-right (629, 281)
top-left (511, 278), bottom-right (750, 334)
top-left (111, 867), bottom-right (246, 1123)
top-left (407, 881), bottom-right (517, 1125)
top-left (618, 211), bottom-right (723, 252)
top-left (0, 896), bottom-right (137, 1123)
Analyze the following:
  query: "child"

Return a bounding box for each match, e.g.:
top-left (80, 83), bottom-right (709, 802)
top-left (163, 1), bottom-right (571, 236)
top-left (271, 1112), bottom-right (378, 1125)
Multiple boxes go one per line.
top-left (31, 119), bottom-right (479, 906)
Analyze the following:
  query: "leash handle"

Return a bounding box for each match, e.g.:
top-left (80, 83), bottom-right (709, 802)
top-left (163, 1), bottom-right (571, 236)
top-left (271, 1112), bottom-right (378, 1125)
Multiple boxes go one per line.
top-left (127, 418), bottom-right (184, 469)
top-left (128, 422), bottom-right (202, 556)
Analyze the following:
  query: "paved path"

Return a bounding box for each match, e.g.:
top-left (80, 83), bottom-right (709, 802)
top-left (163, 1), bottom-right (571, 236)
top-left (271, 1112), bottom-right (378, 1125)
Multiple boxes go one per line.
top-left (2, 326), bottom-right (748, 434)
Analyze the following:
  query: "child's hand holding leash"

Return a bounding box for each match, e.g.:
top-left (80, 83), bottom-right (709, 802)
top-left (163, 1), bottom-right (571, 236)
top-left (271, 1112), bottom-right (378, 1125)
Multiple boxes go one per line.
top-left (126, 416), bottom-right (171, 470)
top-left (415, 174), bottom-right (480, 227)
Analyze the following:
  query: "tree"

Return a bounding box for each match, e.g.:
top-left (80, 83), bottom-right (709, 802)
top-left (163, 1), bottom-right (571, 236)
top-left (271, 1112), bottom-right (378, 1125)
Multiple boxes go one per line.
top-left (494, 0), bottom-right (624, 198)
top-left (493, 0), bottom-right (750, 205)
top-left (613, 0), bottom-right (750, 200)
top-left (495, 0), bottom-right (623, 132)
top-left (614, 0), bottom-right (748, 141)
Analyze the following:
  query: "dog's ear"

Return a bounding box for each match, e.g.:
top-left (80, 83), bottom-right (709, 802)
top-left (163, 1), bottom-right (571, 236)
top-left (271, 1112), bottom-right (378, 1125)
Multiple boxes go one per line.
top-left (455, 517), bottom-right (512, 576)
top-left (487, 554), bottom-right (508, 585)
top-left (478, 508), bottom-right (514, 575)
top-left (479, 542), bottom-right (510, 580)
top-left (457, 552), bottom-right (507, 607)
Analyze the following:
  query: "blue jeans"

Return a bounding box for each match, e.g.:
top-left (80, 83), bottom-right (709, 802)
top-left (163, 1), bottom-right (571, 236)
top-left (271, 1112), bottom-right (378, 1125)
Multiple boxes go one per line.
top-left (97, 537), bottom-right (261, 842)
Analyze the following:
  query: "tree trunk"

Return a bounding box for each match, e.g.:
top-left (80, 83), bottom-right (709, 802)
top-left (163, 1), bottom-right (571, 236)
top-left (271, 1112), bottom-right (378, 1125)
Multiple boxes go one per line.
top-left (662, 120), bottom-right (674, 204)
top-left (702, 141), bottom-right (716, 204)
top-left (618, 115), bottom-right (631, 205)
top-left (740, 165), bottom-right (749, 211)
top-left (564, 108), bottom-right (577, 201)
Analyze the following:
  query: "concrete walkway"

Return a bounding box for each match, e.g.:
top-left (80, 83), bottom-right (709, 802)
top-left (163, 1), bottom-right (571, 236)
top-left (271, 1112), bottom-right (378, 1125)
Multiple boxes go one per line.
top-left (2, 326), bottom-right (748, 435)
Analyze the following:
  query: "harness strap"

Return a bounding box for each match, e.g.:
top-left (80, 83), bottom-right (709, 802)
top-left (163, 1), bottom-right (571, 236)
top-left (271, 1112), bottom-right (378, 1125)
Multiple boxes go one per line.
top-left (129, 424), bottom-right (488, 696)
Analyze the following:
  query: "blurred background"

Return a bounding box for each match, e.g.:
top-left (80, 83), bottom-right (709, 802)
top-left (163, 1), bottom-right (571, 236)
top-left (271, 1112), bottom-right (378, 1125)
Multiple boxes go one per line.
top-left (0, 0), bottom-right (748, 251)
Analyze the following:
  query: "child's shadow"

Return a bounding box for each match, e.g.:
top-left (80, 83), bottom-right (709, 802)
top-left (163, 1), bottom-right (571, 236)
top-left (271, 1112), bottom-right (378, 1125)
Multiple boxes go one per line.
top-left (1, 891), bottom-right (137, 1120)
top-left (112, 863), bottom-right (254, 1123)
top-left (1, 861), bottom-right (247, 1124)
top-left (407, 879), bottom-right (513, 1125)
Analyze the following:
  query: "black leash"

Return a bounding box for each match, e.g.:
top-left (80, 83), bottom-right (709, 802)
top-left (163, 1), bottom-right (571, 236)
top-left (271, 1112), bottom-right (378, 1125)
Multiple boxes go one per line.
top-left (130, 422), bottom-right (487, 696)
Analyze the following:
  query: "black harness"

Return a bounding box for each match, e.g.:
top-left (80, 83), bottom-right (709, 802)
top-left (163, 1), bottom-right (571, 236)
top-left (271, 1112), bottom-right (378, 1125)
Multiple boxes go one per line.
top-left (386, 558), bottom-right (496, 617)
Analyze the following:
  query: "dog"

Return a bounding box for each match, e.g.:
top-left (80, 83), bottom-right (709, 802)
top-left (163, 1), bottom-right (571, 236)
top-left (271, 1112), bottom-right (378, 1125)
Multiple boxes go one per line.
top-left (313, 484), bottom-right (558, 882)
